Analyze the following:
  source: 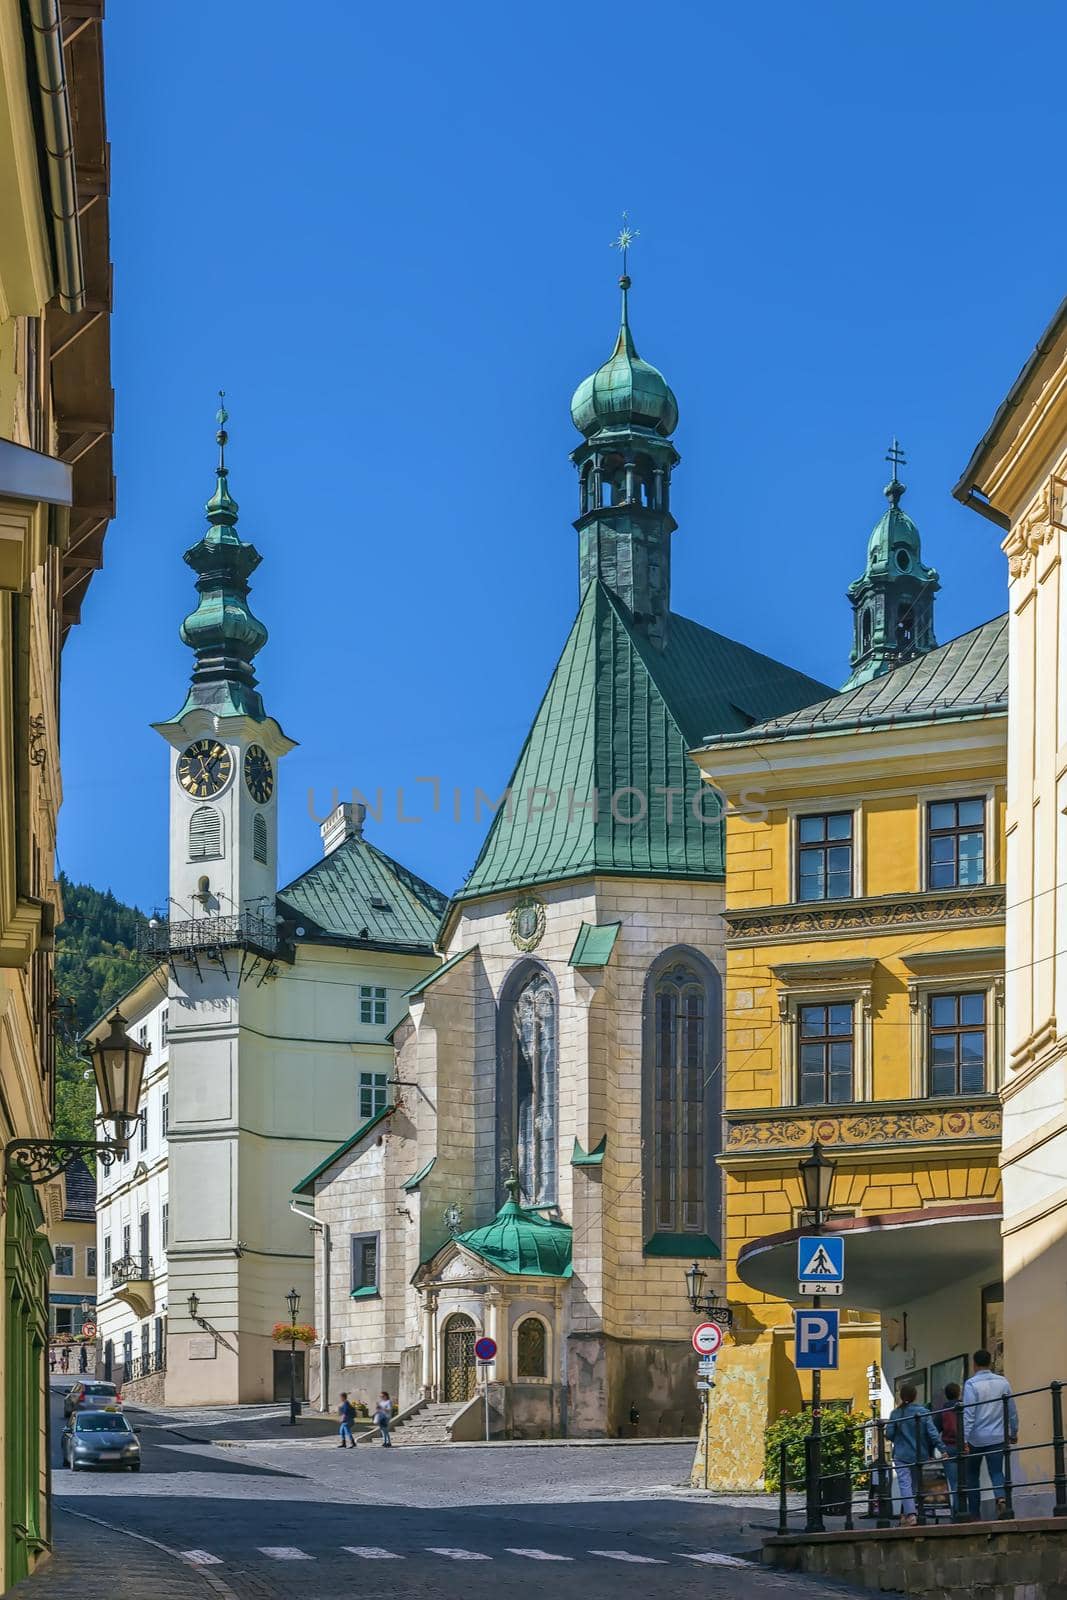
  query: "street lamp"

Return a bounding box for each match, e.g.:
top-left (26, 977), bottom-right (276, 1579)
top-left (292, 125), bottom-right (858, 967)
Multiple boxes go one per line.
top-left (4, 1010), bottom-right (149, 1184)
top-left (798, 1142), bottom-right (836, 1227)
top-left (285, 1287), bottom-right (300, 1426)
top-left (797, 1142), bottom-right (837, 1535)
top-left (683, 1261), bottom-right (732, 1327)
top-left (187, 1292), bottom-right (200, 1322)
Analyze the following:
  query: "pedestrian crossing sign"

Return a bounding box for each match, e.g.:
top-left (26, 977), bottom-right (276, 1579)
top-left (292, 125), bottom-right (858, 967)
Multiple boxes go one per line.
top-left (797, 1235), bottom-right (844, 1284)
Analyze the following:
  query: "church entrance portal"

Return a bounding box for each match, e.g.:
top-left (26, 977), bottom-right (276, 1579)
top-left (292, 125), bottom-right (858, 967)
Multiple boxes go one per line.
top-left (442, 1313), bottom-right (477, 1403)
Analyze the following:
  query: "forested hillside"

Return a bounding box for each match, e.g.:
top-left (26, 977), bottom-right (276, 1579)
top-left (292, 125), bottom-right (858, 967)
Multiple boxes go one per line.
top-left (54, 875), bottom-right (146, 1140)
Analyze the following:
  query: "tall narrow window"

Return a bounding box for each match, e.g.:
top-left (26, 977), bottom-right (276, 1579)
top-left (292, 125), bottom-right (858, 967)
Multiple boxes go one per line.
top-left (189, 806), bottom-right (223, 861)
top-left (252, 813), bottom-right (268, 864)
top-left (928, 992), bottom-right (986, 1095)
top-left (798, 1003), bottom-right (854, 1104)
top-left (797, 812), bottom-right (853, 901)
top-left (928, 798), bottom-right (986, 889)
top-left (161, 1091), bottom-right (169, 1139)
top-left (652, 963), bottom-right (706, 1233)
top-left (161, 1202), bottom-right (169, 1253)
top-left (513, 971), bottom-right (557, 1206)
top-left (516, 1317), bottom-right (547, 1378)
top-left (351, 1233), bottom-right (379, 1294)
top-left (103, 1235), bottom-right (111, 1277)
top-left (160, 1008), bottom-right (169, 1048)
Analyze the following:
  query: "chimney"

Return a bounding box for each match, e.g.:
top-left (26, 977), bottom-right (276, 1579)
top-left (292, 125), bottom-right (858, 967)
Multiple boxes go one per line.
top-left (320, 801), bottom-right (366, 856)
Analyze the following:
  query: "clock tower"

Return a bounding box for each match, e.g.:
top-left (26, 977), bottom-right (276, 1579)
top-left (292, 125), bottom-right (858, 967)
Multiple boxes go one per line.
top-left (153, 400), bottom-right (294, 924)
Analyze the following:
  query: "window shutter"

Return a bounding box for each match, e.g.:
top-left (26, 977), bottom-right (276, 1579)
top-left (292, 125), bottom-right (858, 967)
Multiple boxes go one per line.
top-left (253, 813), bottom-right (268, 863)
top-left (189, 806), bottom-right (222, 860)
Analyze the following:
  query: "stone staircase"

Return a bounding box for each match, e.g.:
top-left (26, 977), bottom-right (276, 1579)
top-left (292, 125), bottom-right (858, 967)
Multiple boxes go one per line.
top-left (388, 1401), bottom-right (459, 1446)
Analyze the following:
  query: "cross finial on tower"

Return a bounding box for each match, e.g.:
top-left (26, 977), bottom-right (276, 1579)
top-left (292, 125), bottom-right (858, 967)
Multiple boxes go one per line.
top-left (884, 436), bottom-right (907, 506)
top-left (216, 389), bottom-right (229, 475)
top-left (610, 210), bottom-right (639, 280)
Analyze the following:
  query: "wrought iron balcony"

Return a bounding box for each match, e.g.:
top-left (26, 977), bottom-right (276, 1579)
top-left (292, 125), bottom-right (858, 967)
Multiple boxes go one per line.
top-left (125, 1350), bottom-right (166, 1381)
top-left (111, 1255), bottom-right (153, 1289)
top-left (137, 912), bottom-right (280, 961)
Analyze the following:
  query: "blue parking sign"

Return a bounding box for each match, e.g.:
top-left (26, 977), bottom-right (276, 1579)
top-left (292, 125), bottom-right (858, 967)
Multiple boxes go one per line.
top-left (794, 1309), bottom-right (839, 1370)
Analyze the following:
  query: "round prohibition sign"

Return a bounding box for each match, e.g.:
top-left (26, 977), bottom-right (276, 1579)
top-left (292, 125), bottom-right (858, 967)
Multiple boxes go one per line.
top-left (81, 1323), bottom-right (97, 1339)
top-left (692, 1322), bottom-right (723, 1356)
top-left (474, 1335), bottom-right (497, 1362)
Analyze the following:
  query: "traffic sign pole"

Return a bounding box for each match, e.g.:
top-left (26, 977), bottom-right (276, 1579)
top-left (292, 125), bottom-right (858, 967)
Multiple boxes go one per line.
top-left (473, 1336), bottom-right (497, 1443)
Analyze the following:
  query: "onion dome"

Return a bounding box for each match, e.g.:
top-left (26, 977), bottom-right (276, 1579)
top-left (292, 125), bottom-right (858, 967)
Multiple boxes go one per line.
top-left (863, 473), bottom-right (928, 576)
top-left (570, 274), bottom-right (678, 439)
top-left (454, 1175), bottom-right (572, 1277)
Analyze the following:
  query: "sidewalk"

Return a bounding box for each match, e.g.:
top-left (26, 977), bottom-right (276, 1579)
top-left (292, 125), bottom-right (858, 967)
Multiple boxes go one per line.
top-left (9, 1510), bottom-right (227, 1600)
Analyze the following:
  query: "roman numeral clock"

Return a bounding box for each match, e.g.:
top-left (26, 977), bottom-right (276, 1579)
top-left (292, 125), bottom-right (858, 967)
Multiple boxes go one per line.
top-left (176, 739), bottom-right (233, 799)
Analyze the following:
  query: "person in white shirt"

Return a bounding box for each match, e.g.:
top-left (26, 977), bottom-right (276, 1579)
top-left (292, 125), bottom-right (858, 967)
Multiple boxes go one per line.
top-left (962, 1349), bottom-right (1018, 1518)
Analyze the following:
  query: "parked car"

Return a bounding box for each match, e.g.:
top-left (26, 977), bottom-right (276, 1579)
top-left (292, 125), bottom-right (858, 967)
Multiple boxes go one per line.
top-left (61, 1410), bottom-right (140, 1471)
top-left (63, 1380), bottom-right (122, 1419)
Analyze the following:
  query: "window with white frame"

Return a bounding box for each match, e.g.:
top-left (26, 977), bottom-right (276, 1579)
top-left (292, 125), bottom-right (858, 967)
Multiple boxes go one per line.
top-left (796, 812), bottom-right (854, 901)
top-left (137, 1024), bottom-right (148, 1049)
top-left (86, 1245), bottom-right (96, 1277)
top-left (103, 1235), bottom-right (111, 1277)
top-left (359, 985), bottom-right (387, 1025)
top-left (54, 1245), bottom-right (74, 1277)
top-left (161, 1008), bottom-right (169, 1049)
top-left (359, 1071), bottom-right (389, 1121)
top-left (927, 798), bottom-right (986, 889)
top-left (161, 1091), bottom-right (169, 1140)
top-left (162, 1201), bottom-right (169, 1253)
top-left (139, 1107), bottom-right (148, 1151)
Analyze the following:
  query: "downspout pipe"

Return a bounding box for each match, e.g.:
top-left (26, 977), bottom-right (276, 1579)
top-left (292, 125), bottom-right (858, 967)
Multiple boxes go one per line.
top-left (24, 0), bottom-right (85, 314)
top-left (290, 1201), bottom-right (330, 1413)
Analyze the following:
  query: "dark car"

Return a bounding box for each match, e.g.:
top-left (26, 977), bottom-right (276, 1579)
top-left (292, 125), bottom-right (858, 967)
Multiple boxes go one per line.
top-left (62, 1410), bottom-right (140, 1471)
top-left (63, 1380), bottom-right (122, 1419)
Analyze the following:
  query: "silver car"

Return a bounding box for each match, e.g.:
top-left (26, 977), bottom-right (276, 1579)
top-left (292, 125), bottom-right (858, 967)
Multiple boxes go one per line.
top-left (62, 1410), bottom-right (140, 1472)
top-left (62, 1380), bottom-right (122, 1419)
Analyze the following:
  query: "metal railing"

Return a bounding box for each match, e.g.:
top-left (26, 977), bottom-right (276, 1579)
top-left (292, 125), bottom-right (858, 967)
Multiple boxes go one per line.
top-left (137, 912), bottom-right (279, 959)
top-left (111, 1255), bottom-right (154, 1288)
top-left (125, 1350), bottom-right (165, 1382)
top-left (778, 1380), bottom-right (1067, 1535)
top-left (777, 1376), bottom-right (1067, 1536)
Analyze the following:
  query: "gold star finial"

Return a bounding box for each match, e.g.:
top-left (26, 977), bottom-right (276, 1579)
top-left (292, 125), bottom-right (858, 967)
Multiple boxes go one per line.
top-left (610, 211), bottom-right (639, 276)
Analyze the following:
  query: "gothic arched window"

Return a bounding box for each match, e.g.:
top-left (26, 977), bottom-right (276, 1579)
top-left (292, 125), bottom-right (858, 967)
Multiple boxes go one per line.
top-left (642, 949), bottom-right (721, 1248)
top-left (861, 609), bottom-right (872, 654)
top-left (189, 806), bottom-right (223, 861)
top-left (516, 1316), bottom-right (547, 1378)
top-left (252, 813), bottom-right (268, 864)
top-left (497, 964), bottom-right (558, 1207)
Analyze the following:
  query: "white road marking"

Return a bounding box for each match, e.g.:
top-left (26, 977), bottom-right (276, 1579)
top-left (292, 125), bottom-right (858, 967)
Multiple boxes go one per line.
top-left (343, 1546), bottom-right (404, 1559)
top-left (680, 1551), bottom-right (750, 1566)
top-left (589, 1549), bottom-right (666, 1563)
top-left (258, 1547), bottom-right (313, 1560)
top-left (426, 1546), bottom-right (492, 1560)
top-left (506, 1548), bottom-right (574, 1560)
top-left (182, 1550), bottom-right (222, 1565)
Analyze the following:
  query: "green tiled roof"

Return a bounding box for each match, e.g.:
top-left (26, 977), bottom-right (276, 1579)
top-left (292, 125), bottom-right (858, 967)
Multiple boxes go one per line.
top-left (455, 1196), bottom-right (572, 1278)
top-left (403, 945), bottom-right (476, 998)
top-left (277, 834), bottom-right (446, 953)
top-left (456, 582), bottom-right (831, 900)
top-left (703, 614), bottom-right (1008, 748)
top-left (292, 1104), bottom-right (394, 1196)
top-left (569, 922), bottom-right (621, 968)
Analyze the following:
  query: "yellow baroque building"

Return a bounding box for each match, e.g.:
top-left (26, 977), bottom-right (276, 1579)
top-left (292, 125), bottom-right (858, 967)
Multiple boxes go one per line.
top-left (693, 473), bottom-right (1007, 1489)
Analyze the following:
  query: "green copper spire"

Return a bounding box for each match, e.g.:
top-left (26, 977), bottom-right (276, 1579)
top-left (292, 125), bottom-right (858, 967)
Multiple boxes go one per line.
top-left (843, 440), bottom-right (940, 690)
top-left (174, 395), bottom-right (269, 720)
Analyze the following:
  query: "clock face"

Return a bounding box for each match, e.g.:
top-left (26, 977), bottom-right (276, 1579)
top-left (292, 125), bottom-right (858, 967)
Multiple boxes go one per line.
top-left (244, 744), bottom-right (274, 804)
top-left (177, 739), bottom-right (233, 799)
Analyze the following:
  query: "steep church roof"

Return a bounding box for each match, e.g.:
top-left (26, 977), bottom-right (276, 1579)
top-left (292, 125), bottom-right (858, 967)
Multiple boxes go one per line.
top-left (703, 613), bottom-right (1008, 747)
top-left (455, 580), bottom-right (831, 901)
top-left (278, 834), bottom-right (446, 953)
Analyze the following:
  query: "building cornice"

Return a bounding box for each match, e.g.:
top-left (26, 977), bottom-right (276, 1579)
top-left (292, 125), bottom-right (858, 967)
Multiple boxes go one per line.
top-left (724, 884), bottom-right (1005, 946)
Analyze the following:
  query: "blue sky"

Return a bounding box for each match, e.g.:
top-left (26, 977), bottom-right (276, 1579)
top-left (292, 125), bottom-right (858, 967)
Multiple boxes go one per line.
top-left (59, 0), bottom-right (1064, 910)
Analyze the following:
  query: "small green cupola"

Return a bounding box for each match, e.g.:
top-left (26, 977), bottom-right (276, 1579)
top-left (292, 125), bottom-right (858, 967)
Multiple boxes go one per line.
top-left (843, 441), bottom-right (940, 690)
top-left (173, 396), bottom-right (270, 720)
top-left (453, 1174), bottom-right (572, 1278)
top-left (570, 226), bottom-right (680, 650)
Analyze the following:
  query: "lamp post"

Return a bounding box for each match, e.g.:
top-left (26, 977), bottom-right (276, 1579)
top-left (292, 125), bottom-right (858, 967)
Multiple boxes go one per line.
top-left (683, 1263), bottom-right (732, 1490)
top-left (797, 1142), bottom-right (837, 1533)
top-left (286, 1286), bottom-right (300, 1425)
top-left (4, 1010), bottom-right (148, 1184)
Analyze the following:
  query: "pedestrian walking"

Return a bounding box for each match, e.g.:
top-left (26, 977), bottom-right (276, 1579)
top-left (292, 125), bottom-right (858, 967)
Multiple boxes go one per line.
top-left (886, 1382), bottom-right (942, 1525)
top-left (78, 1342), bottom-right (88, 1374)
top-left (934, 1381), bottom-right (963, 1513)
top-left (337, 1392), bottom-right (357, 1448)
top-left (962, 1349), bottom-right (1018, 1518)
top-left (374, 1391), bottom-right (393, 1447)
top-left (48, 1346), bottom-right (56, 1374)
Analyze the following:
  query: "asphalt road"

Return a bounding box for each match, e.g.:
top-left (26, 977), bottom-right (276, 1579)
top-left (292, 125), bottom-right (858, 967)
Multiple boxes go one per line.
top-left (41, 1388), bottom-right (876, 1599)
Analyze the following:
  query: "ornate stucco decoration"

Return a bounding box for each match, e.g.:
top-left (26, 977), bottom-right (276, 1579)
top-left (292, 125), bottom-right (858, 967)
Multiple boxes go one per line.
top-left (508, 894), bottom-right (546, 952)
top-left (724, 1098), bottom-right (1002, 1155)
top-left (1005, 477), bottom-right (1066, 580)
top-left (725, 886), bottom-right (1005, 945)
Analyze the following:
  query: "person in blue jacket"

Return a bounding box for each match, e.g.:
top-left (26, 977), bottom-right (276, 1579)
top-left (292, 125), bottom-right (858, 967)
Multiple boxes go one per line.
top-left (886, 1382), bottom-right (944, 1524)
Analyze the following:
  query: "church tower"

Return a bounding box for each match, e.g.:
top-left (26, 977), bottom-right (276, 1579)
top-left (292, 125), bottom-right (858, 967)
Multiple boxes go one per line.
top-left (843, 441), bottom-right (940, 689)
top-left (570, 239), bottom-right (679, 650)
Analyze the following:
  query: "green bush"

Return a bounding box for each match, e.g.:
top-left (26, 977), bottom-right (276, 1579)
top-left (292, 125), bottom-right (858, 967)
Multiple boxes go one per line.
top-left (764, 1406), bottom-right (869, 1491)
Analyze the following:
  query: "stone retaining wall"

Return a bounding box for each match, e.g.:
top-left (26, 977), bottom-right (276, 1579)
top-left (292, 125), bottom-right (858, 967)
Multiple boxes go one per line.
top-left (763, 1518), bottom-right (1067, 1598)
